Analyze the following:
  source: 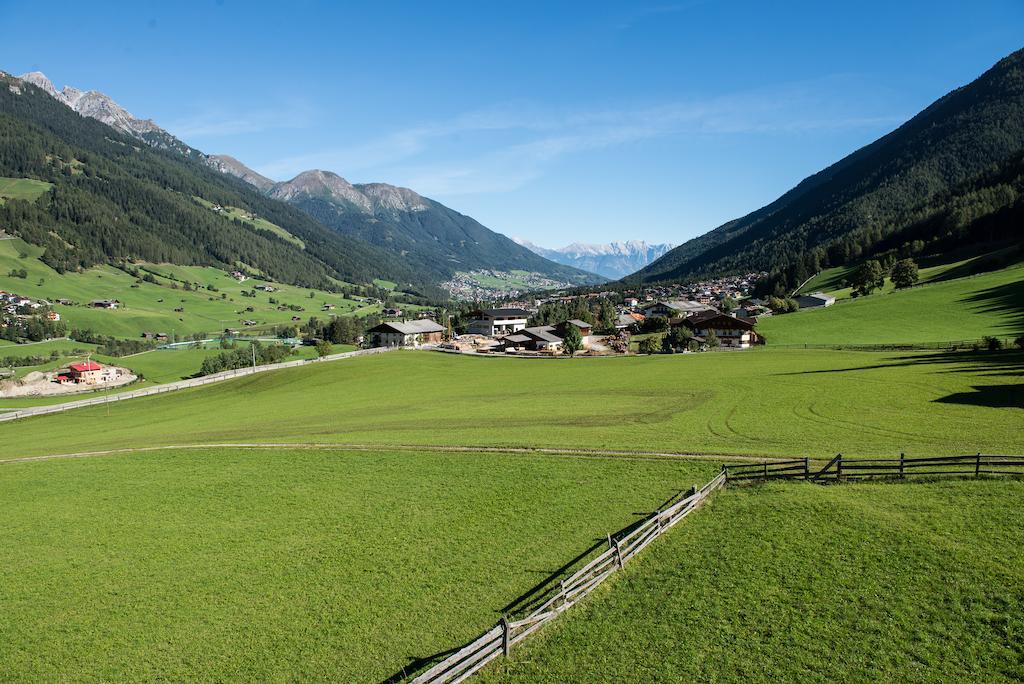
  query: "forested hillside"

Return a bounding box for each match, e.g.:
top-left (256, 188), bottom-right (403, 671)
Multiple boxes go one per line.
top-left (0, 73), bottom-right (431, 294)
top-left (632, 48), bottom-right (1024, 294)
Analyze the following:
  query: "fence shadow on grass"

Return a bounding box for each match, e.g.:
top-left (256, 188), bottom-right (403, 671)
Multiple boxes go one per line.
top-left (382, 486), bottom-right (689, 683)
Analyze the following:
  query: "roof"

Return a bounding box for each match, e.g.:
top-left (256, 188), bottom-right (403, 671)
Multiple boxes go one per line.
top-left (502, 334), bottom-right (532, 344)
top-left (369, 319), bottom-right (444, 335)
top-left (69, 361), bottom-right (102, 372)
top-left (565, 319), bottom-right (592, 329)
top-left (522, 326), bottom-right (563, 344)
top-left (798, 292), bottom-right (836, 303)
top-left (472, 308), bottom-right (531, 318)
top-left (683, 312), bottom-right (757, 331)
top-left (647, 300), bottom-right (714, 313)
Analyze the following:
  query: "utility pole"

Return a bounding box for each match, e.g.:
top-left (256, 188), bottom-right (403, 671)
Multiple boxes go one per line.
top-left (251, 342), bottom-right (256, 370)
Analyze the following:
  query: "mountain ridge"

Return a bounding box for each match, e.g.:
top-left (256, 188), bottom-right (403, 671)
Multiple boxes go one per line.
top-left (632, 47), bottom-right (1024, 293)
top-left (14, 71), bottom-right (597, 288)
top-left (515, 238), bottom-right (673, 279)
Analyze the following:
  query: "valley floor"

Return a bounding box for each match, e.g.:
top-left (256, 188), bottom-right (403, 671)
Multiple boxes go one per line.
top-left (479, 478), bottom-right (1024, 683)
top-left (0, 447), bottom-right (714, 682)
top-left (0, 348), bottom-right (1019, 460)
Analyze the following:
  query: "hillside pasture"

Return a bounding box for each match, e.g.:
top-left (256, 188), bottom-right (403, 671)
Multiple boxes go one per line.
top-left (481, 477), bottom-right (1024, 683)
top-left (193, 196), bottom-right (305, 248)
top-left (0, 176), bottom-right (53, 205)
top-left (0, 446), bottom-right (714, 681)
top-left (0, 348), bottom-right (1020, 459)
top-left (0, 238), bottom-right (380, 338)
top-left (761, 263), bottom-right (1024, 346)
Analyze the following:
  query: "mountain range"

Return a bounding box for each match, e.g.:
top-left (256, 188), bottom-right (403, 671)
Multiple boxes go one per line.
top-left (634, 48), bottom-right (1024, 294)
top-left (218, 163), bottom-right (599, 285)
top-left (12, 72), bottom-right (599, 290)
top-left (513, 239), bottom-right (673, 279)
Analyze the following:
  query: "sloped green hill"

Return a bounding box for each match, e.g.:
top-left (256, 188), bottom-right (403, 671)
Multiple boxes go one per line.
top-left (633, 48), bottom-right (1024, 293)
top-left (0, 73), bottom-right (431, 294)
top-left (759, 262), bottom-right (1024, 346)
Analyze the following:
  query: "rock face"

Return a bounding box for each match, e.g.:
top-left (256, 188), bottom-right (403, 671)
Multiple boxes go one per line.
top-left (514, 239), bottom-right (674, 279)
top-left (207, 154), bottom-right (275, 192)
top-left (18, 71), bottom-right (201, 157)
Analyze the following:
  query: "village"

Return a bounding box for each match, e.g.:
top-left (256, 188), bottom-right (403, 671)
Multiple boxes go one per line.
top-left (365, 270), bottom-right (837, 355)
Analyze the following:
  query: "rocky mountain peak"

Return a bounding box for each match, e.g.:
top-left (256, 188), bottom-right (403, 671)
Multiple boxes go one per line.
top-left (20, 71), bottom-right (61, 99)
top-left (269, 170), bottom-right (372, 212)
top-left (17, 71), bottom-right (197, 156)
top-left (357, 183), bottom-right (429, 213)
top-left (207, 154), bottom-right (275, 192)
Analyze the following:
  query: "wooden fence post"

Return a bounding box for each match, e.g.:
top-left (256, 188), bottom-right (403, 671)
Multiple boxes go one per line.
top-left (804, 457), bottom-right (810, 480)
top-left (835, 453), bottom-right (843, 481)
top-left (899, 452), bottom-right (905, 479)
top-left (763, 462), bottom-right (768, 480)
top-left (975, 452), bottom-right (982, 477)
top-left (500, 615), bottom-right (510, 657)
top-left (614, 538), bottom-right (624, 569)
top-left (721, 463), bottom-right (728, 482)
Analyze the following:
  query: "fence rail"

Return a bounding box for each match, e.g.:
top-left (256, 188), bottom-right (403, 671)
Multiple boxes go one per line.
top-left (408, 471), bottom-right (727, 683)
top-left (0, 346), bottom-right (401, 423)
top-left (723, 453), bottom-right (1024, 483)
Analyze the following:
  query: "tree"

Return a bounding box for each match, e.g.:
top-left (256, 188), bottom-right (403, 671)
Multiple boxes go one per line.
top-left (890, 258), bottom-right (919, 289)
top-left (315, 339), bottom-right (333, 357)
top-left (562, 324), bottom-right (583, 356)
top-left (851, 259), bottom-right (885, 297)
top-left (705, 330), bottom-right (720, 348)
top-left (720, 296), bottom-right (738, 313)
top-left (1016, 335), bottom-right (1024, 350)
top-left (662, 325), bottom-right (693, 353)
top-left (637, 337), bottom-right (659, 355)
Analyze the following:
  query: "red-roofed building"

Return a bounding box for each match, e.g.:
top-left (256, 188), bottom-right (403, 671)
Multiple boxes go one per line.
top-left (68, 361), bottom-right (104, 384)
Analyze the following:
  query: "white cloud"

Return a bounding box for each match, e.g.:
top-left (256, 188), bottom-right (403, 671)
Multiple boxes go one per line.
top-left (257, 77), bottom-right (905, 195)
top-left (166, 100), bottom-right (314, 139)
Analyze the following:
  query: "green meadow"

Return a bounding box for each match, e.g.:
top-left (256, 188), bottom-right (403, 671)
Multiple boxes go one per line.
top-left (760, 262), bottom-right (1024, 346)
top-left (0, 176), bottom-right (53, 205)
top-left (0, 238), bottom-right (387, 338)
top-left (482, 478), bottom-right (1024, 683)
top-left (0, 348), bottom-right (1020, 459)
top-left (193, 196), bottom-right (306, 248)
top-left (0, 447), bottom-right (714, 682)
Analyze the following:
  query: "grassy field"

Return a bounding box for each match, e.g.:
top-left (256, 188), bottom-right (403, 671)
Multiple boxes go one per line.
top-left (795, 247), bottom-right (1022, 300)
top-left (0, 348), bottom-right (1020, 459)
top-left (0, 238), bottom-right (389, 338)
top-left (481, 477), bottom-right (1024, 683)
top-left (193, 196), bottom-right (305, 248)
top-left (761, 262), bottom-right (1024, 346)
top-left (0, 176), bottom-right (53, 205)
top-left (0, 446), bottom-right (714, 681)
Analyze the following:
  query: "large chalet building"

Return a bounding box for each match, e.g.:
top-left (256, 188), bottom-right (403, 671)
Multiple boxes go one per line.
top-left (466, 308), bottom-right (530, 336)
top-left (366, 319), bottom-right (445, 348)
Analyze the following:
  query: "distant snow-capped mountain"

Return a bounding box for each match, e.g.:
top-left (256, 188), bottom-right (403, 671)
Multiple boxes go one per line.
top-left (514, 239), bottom-right (674, 279)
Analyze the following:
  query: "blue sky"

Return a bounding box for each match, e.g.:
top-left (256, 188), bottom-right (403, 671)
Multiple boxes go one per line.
top-left (2, 1), bottom-right (1022, 248)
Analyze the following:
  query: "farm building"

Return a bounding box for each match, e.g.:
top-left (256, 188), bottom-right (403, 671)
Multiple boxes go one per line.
top-left (681, 312), bottom-right (763, 348)
top-left (467, 308), bottom-right (531, 336)
top-left (367, 319), bottom-right (444, 348)
top-left (66, 361), bottom-right (106, 385)
top-left (641, 300), bottom-right (716, 318)
top-left (796, 292), bottom-right (836, 309)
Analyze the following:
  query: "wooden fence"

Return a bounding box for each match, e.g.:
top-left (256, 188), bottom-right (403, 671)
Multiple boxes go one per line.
top-left (723, 453), bottom-right (1024, 483)
top-left (408, 471), bottom-right (727, 684)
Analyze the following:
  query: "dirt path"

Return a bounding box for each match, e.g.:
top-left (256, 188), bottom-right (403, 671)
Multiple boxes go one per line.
top-left (0, 442), bottom-right (789, 466)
